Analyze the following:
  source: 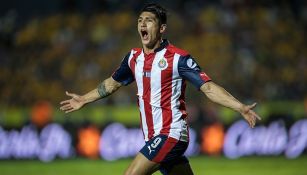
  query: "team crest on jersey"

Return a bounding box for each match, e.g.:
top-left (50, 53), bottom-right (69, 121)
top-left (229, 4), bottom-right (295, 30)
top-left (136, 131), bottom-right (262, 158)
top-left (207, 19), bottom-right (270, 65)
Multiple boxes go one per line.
top-left (158, 58), bottom-right (168, 70)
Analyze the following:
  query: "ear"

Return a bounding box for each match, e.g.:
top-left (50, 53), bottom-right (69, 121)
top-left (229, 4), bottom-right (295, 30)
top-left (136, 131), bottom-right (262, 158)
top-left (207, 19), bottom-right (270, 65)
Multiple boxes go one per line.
top-left (160, 24), bottom-right (167, 34)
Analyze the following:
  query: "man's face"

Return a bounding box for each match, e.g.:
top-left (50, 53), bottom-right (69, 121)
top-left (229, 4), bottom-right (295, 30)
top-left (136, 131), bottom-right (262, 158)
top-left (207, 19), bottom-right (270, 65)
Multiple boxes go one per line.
top-left (138, 12), bottom-right (163, 48)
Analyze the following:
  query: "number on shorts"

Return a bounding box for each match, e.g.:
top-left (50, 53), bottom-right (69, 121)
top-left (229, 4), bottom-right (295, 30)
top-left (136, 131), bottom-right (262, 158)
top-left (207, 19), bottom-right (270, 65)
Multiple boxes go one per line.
top-left (150, 137), bottom-right (162, 148)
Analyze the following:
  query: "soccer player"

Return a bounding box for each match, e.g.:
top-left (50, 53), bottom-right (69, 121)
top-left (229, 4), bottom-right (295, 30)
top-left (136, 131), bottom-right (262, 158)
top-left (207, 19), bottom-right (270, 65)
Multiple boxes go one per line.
top-left (60, 3), bottom-right (261, 175)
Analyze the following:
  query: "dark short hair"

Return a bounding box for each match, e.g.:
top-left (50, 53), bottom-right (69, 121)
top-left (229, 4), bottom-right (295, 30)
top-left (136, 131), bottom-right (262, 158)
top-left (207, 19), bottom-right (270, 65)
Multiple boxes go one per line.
top-left (140, 3), bottom-right (167, 25)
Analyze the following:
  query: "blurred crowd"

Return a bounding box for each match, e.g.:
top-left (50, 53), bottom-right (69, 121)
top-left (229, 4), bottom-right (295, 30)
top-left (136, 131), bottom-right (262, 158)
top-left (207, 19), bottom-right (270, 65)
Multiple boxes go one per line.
top-left (0, 0), bottom-right (306, 107)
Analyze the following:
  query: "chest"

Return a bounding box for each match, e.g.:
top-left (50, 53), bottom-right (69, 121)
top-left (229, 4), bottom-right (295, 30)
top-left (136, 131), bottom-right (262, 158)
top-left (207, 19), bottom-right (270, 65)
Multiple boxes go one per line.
top-left (134, 54), bottom-right (176, 82)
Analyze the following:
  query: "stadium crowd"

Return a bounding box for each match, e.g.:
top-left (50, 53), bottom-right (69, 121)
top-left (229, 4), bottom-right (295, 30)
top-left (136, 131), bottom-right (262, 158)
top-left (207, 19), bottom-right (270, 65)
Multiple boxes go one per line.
top-left (0, 0), bottom-right (306, 107)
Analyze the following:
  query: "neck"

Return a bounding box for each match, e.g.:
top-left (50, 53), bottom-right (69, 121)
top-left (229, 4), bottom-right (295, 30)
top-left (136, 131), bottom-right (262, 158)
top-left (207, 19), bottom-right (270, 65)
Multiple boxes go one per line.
top-left (143, 38), bottom-right (162, 54)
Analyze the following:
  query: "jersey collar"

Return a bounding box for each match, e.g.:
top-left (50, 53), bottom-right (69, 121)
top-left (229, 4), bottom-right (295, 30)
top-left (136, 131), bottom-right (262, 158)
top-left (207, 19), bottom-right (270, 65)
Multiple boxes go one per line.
top-left (154, 39), bottom-right (169, 52)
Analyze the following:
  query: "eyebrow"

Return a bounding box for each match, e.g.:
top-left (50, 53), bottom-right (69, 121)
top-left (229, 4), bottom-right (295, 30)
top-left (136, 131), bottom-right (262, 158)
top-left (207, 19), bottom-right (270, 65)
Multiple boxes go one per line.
top-left (138, 16), bottom-right (156, 21)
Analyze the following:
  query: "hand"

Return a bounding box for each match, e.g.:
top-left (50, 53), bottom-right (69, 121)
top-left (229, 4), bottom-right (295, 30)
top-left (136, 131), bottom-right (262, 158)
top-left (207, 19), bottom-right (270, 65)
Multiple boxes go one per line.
top-left (60, 91), bottom-right (85, 113)
top-left (239, 103), bottom-right (261, 128)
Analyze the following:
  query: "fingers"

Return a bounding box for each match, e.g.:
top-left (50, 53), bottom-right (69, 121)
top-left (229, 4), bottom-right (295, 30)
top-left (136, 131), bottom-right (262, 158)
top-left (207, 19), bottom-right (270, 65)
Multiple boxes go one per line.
top-left (66, 91), bottom-right (77, 98)
top-left (60, 100), bottom-right (71, 105)
top-left (246, 111), bottom-right (261, 128)
top-left (244, 102), bottom-right (261, 128)
top-left (247, 117), bottom-right (255, 128)
top-left (249, 102), bottom-right (257, 109)
top-left (249, 110), bottom-right (261, 120)
top-left (59, 91), bottom-right (80, 114)
top-left (65, 108), bottom-right (77, 113)
top-left (60, 104), bottom-right (72, 111)
top-left (60, 104), bottom-right (77, 113)
top-left (254, 112), bottom-right (261, 121)
top-left (60, 91), bottom-right (76, 105)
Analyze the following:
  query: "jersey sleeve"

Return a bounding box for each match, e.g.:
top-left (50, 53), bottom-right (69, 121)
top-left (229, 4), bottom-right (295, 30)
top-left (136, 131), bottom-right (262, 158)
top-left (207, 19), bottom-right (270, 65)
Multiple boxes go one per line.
top-left (178, 55), bottom-right (211, 89)
top-left (111, 52), bottom-right (134, 86)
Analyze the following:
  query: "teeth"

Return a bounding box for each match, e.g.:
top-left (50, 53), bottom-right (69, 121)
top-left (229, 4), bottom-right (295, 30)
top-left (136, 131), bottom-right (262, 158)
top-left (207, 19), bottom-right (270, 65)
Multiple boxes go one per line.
top-left (140, 30), bottom-right (149, 40)
top-left (141, 30), bottom-right (148, 37)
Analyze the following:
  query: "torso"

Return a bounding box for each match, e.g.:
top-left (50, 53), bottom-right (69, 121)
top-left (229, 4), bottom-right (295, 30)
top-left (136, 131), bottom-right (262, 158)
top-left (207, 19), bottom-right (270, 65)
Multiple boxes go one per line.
top-left (127, 44), bottom-right (189, 142)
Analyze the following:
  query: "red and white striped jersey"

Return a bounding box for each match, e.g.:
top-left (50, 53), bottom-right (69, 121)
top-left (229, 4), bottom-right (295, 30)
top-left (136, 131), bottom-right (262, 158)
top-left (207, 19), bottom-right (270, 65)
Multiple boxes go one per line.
top-left (112, 40), bottom-right (211, 142)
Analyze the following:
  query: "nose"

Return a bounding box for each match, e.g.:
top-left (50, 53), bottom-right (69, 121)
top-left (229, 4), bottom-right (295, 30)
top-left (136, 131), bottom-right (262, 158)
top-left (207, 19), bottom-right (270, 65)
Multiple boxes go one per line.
top-left (140, 20), bottom-right (146, 27)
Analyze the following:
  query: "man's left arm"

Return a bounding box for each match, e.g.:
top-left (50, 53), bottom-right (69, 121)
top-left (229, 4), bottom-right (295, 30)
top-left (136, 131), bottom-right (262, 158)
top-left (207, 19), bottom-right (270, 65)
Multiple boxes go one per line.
top-left (200, 81), bottom-right (261, 128)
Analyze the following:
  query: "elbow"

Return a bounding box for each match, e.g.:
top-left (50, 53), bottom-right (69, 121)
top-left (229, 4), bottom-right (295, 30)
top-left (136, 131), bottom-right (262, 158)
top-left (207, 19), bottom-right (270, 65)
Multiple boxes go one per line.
top-left (201, 81), bottom-right (220, 101)
top-left (201, 81), bottom-right (213, 94)
top-left (105, 77), bottom-right (121, 93)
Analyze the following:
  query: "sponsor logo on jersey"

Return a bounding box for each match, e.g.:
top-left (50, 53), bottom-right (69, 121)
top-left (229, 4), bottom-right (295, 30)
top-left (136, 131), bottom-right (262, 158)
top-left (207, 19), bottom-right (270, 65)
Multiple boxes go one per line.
top-left (187, 58), bottom-right (197, 69)
top-left (143, 71), bottom-right (151, 77)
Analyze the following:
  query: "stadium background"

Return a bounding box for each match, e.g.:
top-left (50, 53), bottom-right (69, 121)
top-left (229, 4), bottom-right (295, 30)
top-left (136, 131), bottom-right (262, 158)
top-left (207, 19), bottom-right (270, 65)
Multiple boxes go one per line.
top-left (0, 0), bottom-right (306, 174)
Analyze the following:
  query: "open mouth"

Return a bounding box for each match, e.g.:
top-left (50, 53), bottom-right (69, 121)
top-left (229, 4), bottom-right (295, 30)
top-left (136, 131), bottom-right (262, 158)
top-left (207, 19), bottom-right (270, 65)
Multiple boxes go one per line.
top-left (141, 30), bottom-right (149, 40)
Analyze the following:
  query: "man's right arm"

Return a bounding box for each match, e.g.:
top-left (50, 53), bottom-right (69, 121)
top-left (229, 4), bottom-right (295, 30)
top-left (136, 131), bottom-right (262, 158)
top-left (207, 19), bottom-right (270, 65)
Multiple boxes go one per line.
top-left (60, 77), bottom-right (122, 113)
top-left (97, 77), bottom-right (122, 99)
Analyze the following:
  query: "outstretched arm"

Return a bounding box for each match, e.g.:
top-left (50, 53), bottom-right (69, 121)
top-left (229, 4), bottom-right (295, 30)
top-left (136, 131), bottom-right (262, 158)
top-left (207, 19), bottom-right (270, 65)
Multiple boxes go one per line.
top-left (200, 81), bottom-right (261, 128)
top-left (60, 77), bottom-right (122, 113)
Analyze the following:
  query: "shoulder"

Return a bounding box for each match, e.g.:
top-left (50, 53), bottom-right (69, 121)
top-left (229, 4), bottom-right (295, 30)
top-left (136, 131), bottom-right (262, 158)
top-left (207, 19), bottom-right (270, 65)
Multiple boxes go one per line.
top-left (123, 48), bottom-right (142, 62)
top-left (131, 48), bottom-right (142, 55)
top-left (166, 44), bottom-right (189, 57)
